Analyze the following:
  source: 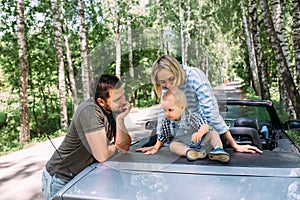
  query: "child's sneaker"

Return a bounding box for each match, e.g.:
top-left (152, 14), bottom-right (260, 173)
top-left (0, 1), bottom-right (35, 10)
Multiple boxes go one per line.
top-left (186, 148), bottom-right (207, 161)
top-left (208, 146), bottom-right (231, 163)
top-left (189, 141), bottom-right (202, 149)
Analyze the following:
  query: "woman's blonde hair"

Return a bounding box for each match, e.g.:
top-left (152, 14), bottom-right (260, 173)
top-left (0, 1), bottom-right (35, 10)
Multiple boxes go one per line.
top-left (151, 55), bottom-right (185, 99)
top-left (162, 88), bottom-right (187, 108)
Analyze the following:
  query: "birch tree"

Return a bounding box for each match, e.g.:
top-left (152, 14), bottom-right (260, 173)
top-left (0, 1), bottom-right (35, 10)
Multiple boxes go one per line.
top-left (127, 0), bottom-right (135, 104)
top-left (127, 0), bottom-right (134, 79)
top-left (179, 3), bottom-right (184, 65)
top-left (260, 0), bottom-right (300, 119)
top-left (241, 1), bottom-right (261, 96)
top-left (50, 0), bottom-right (68, 129)
top-left (248, 0), bottom-right (270, 99)
top-left (115, 0), bottom-right (121, 78)
top-left (156, 0), bottom-right (168, 54)
top-left (270, 0), bottom-right (296, 117)
top-left (16, 0), bottom-right (30, 143)
top-left (62, 22), bottom-right (78, 111)
top-left (179, 0), bottom-right (191, 66)
top-left (292, 0), bottom-right (300, 91)
top-left (79, 0), bottom-right (90, 99)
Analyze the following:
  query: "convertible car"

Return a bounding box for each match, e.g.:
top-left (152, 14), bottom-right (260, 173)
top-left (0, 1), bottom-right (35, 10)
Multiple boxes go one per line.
top-left (53, 99), bottom-right (300, 200)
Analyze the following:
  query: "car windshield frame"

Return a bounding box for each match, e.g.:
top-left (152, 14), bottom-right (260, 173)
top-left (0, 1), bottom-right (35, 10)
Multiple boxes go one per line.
top-left (217, 99), bottom-right (283, 130)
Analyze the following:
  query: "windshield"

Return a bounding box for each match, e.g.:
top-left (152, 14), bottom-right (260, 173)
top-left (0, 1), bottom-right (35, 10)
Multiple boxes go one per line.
top-left (219, 104), bottom-right (271, 126)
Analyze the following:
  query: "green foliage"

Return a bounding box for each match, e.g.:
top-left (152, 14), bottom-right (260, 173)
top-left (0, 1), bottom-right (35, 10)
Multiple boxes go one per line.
top-left (242, 86), bottom-right (260, 100)
top-left (286, 130), bottom-right (300, 147)
top-left (0, 97), bottom-right (73, 155)
top-left (121, 48), bottom-right (161, 107)
top-left (0, 109), bottom-right (20, 153)
top-left (1, 0), bottom-right (299, 152)
top-left (0, 112), bottom-right (7, 128)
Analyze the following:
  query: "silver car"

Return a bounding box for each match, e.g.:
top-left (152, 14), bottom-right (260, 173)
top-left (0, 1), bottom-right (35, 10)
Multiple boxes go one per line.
top-left (53, 99), bottom-right (300, 200)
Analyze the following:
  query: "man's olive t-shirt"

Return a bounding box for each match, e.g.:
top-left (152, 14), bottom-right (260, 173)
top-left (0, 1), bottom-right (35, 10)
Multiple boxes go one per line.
top-left (46, 98), bottom-right (116, 180)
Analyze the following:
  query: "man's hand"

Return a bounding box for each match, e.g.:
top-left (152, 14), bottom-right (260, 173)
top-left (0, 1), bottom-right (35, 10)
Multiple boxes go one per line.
top-left (116, 102), bottom-right (131, 120)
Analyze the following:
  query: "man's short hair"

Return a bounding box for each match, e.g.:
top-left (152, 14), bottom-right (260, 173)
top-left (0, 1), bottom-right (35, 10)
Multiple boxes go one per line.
top-left (94, 74), bottom-right (122, 102)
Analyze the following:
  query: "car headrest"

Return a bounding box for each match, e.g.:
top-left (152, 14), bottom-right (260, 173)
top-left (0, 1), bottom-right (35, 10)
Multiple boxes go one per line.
top-left (234, 117), bottom-right (260, 130)
top-left (229, 127), bottom-right (263, 150)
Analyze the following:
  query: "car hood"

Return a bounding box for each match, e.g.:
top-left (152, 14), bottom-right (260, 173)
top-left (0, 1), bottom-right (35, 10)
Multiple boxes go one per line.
top-left (54, 151), bottom-right (300, 200)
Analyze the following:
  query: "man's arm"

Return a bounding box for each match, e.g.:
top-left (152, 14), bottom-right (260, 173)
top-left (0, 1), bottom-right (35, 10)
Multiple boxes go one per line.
top-left (115, 102), bottom-right (132, 152)
top-left (85, 130), bottom-right (117, 162)
top-left (115, 117), bottom-right (131, 152)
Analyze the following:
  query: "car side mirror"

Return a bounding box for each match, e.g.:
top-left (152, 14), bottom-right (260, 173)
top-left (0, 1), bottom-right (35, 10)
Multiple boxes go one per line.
top-left (284, 120), bottom-right (300, 131)
top-left (145, 120), bottom-right (157, 130)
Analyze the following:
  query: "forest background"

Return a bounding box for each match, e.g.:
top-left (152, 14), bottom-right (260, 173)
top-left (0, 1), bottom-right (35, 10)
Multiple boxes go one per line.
top-left (0, 0), bottom-right (299, 154)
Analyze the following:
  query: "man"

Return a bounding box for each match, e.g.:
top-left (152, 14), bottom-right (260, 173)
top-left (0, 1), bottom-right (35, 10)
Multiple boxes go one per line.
top-left (42, 74), bottom-right (131, 200)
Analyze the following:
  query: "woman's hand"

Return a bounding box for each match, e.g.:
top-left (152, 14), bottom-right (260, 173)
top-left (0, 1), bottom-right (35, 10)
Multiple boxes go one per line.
top-left (223, 131), bottom-right (263, 154)
top-left (234, 144), bottom-right (263, 154)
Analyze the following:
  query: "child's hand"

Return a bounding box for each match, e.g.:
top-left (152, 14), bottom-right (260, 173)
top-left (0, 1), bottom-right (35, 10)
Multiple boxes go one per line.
top-left (191, 132), bottom-right (202, 143)
top-left (191, 124), bottom-right (209, 143)
top-left (135, 146), bottom-right (159, 155)
top-left (135, 146), bottom-right (153, 152)
top-left (144, 148), bottom-right (159, 155)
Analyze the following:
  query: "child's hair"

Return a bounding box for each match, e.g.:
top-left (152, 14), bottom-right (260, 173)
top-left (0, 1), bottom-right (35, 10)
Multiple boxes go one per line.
top-left (162, 88), bottom-right (187, 108)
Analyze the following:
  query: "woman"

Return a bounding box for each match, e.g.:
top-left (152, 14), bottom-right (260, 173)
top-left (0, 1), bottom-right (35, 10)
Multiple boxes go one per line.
top-left (146, 55), bottom-right (262, 154)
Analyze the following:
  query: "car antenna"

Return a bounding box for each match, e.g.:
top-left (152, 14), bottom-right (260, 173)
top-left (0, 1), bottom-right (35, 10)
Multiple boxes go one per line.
top-left (46, 134), bottom-right (74, 178)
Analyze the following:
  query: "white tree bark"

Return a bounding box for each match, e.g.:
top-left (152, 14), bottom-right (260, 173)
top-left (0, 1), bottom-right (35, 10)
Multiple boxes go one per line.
top-left (79, 0), bottom-right (90, 99)
top-left (50, 0), bottom-right (68, 129)
top-left (16, 0), bottom-right (30, 143)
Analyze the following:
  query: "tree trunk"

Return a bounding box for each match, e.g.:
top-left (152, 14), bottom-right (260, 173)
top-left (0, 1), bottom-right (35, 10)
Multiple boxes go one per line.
top-left (127, 1), bottom-right (135, 105)
top-left (184, 0), bottom-right (191, 66)
top-left (156, 0), bottom-right (168, 55)
top-left (79, 0), bottom-right (90, 99)
top-left (248, 0), bottom-right (270, 99)
top-left (61, 16), bottom-right (78, 112)
top-left (127, 2), bottom-right (134, 79)
top-left (270, 0), bottom-right (291, 67)
top-left (115, 0), bottom-right (121, 78)
top-left (50, 0), bottom-right (68, 129)
top-left (292, 0), bottom-right (300, 92)
top-left (260, 0), bottom-right (300, 119)
top-left (62, 24), bottom-right (78, 111)
top-left (179, 1), bottom-right (186, 66)
top-left (241, 1), bottom-right (261, 96)
top-left (16, 0), bottom-right (30, 143)
top-left (278, 73), bottom-right (287, 112)
top-left (270, 0), bottom-right (296, 118)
